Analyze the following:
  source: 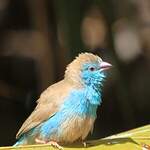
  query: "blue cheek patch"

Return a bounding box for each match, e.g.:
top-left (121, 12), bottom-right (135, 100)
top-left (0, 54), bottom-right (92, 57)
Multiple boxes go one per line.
top-left (81, 63), bottom-right (106, 86)
top-left (81, 70), bottom-right (106, 86)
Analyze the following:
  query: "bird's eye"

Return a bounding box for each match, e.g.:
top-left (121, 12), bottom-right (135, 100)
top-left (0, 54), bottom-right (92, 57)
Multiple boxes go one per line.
top-left (89, 67), bottom-right (96, 71)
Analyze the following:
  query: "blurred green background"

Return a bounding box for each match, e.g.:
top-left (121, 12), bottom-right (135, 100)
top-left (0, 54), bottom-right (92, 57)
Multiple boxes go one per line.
top-left (0, 0), bottom-right (150, 146)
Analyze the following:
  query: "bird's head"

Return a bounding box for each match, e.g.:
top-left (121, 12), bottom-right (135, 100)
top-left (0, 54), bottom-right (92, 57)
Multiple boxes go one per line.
top-left (65, 53), bottom-right (112, 87)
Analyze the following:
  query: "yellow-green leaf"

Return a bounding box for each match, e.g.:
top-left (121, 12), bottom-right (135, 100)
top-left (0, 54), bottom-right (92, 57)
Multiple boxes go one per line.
top-left (1, 124), bottom-right (150, 150)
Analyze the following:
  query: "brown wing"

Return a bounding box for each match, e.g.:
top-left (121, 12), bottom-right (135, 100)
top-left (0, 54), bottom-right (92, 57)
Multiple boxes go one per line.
top-left (16, 80), bottom-right (72, 139)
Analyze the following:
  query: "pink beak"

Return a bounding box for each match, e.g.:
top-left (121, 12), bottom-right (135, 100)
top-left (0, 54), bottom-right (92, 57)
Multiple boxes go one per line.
top-left (100, 61), bottom-right (112, 71)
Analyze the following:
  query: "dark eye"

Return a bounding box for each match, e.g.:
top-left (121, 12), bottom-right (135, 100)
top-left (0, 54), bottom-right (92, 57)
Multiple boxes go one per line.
top-left (89, 67), bottom-right (96, 71)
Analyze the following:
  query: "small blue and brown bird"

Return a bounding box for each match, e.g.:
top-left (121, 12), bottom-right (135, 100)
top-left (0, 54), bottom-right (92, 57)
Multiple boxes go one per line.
top-left (14, 53), bottom-right (112, 149)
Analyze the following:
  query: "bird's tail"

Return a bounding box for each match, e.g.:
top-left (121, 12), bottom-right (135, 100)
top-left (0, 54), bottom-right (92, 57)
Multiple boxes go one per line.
top-left (13, 136), bottom-right (26, 146)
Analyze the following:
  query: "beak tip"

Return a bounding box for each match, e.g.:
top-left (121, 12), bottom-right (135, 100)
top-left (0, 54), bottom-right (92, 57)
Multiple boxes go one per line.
top-left (100, 61), bottom-right (112, 71)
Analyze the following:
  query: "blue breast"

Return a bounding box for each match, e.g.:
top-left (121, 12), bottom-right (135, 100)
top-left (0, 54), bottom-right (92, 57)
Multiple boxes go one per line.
top-left (61, 87), bottom-right (101, 117)
top-left (38, 86), bottom-right (102, 139)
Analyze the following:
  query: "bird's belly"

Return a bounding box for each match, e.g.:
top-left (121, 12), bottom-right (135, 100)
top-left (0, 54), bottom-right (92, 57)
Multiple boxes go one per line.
top-left (57, 116), bottom-right (95, 143)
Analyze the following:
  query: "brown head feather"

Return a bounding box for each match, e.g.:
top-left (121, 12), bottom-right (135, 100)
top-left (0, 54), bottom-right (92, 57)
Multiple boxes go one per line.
top-left (65, 53), bottom-right (102, 84)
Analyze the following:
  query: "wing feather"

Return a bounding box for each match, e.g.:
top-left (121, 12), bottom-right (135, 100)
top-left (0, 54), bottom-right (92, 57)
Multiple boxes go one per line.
top-left (16, 80), bottom-right (72, 139)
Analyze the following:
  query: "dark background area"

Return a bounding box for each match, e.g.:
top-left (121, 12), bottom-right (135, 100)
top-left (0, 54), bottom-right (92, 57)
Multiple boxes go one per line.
top-left (0, 0), bottom-right (149, 146)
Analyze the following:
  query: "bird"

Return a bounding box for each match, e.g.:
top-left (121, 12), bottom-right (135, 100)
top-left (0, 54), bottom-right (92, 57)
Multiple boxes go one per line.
top-left (13, 52), bottom-right (112, 149)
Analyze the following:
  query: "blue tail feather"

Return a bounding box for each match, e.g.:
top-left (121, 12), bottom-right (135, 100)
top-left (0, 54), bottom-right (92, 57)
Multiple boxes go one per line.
top-left (13, 136), bottom-right (26, 146)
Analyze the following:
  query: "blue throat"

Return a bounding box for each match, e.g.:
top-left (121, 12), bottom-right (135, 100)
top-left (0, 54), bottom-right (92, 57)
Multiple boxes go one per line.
top-left (74, 70), bottom-right (106, 117)
top-left (60, 81), bottom-right (103, 118)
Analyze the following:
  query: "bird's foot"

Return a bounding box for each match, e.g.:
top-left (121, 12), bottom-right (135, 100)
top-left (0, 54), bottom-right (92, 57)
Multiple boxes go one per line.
top-left (82, 141), bottom-right (87, 147)
top-left (47, 141), bottom-right (63, 150)
top-left (35, 138), bottom-right (46, 144)
top-left (35, 138), bottom-right (63, 150)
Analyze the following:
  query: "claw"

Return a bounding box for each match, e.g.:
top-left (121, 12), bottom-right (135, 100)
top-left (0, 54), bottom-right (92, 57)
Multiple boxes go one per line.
top-left (35, 138), bottom-right (63, 150)
top-left (47, 141), bottom-right (63, 150)
top-left (83, 142), bottom-right (87, 147)
top-left (35, 138), bottom-right (46, 144)
top-left (141, 143), bottom-right (150, 150)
